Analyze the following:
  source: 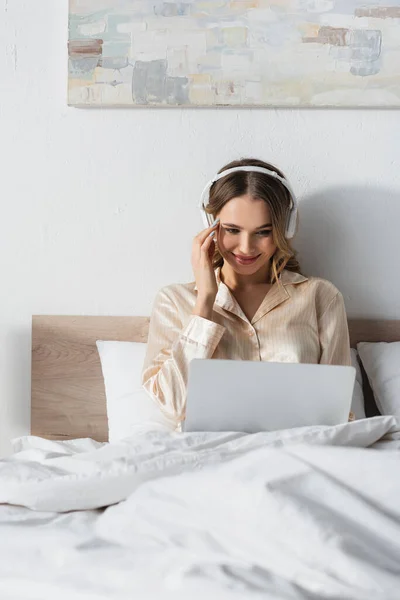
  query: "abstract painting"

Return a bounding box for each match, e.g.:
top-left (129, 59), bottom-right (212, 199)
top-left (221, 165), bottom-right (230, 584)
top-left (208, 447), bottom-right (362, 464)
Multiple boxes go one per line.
top-left (68, 1), bottom-right (400, 107)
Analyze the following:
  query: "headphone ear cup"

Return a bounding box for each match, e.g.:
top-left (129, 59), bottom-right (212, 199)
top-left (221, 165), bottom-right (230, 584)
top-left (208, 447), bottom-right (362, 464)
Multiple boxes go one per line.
top-left (199, 204), bottom-right (211, 228)
top-left (285, 207), bottom-right (297, 239)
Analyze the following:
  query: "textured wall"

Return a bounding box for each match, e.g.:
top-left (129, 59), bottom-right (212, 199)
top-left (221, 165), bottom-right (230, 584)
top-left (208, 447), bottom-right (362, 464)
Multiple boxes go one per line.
top-left (0, 1), bottom-right (399, 456)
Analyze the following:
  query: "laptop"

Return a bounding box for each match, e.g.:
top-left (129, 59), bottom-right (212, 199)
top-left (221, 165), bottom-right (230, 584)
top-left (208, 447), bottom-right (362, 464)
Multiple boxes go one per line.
top-left (183, 359), bottom-right (356, 433)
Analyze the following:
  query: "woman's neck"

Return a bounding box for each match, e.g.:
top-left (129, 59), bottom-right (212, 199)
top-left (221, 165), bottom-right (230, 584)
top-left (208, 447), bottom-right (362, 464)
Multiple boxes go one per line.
top-left (220, 262), bottom-right (272, 291)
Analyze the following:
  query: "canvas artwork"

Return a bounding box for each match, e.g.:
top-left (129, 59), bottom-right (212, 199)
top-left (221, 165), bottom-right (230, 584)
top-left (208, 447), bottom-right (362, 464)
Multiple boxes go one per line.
top-left (68, 1), bottom-right (400, 107)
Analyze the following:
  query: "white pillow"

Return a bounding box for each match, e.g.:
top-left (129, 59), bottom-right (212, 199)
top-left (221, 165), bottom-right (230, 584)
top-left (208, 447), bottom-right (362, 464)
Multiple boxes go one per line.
top-left (96, 341), bottom-right (175, 442)
top-left (357, 342), bottom-right (400, 417)
top-left (350, 348), bottom-right (366, 420)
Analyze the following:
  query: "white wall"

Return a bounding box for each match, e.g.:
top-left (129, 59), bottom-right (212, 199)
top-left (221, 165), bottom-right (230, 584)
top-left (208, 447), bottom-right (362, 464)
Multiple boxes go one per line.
top-left (1, 2), bottom-right (399, 457)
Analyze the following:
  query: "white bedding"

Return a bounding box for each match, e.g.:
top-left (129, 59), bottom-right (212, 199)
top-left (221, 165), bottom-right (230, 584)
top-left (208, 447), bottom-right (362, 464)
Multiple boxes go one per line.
top-left (1, 416), bottom-right (400, 600)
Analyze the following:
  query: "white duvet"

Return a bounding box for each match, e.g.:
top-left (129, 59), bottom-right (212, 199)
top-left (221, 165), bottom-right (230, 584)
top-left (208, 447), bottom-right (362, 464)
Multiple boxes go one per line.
top-left (1, 416), bottom-right (400, 600)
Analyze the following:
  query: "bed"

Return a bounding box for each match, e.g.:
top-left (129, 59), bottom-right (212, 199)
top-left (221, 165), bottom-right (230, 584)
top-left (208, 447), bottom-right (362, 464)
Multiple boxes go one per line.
top-left (31, 316), bottom-right (400, 441)
top-left (0, 316), bottom-right (399, 600)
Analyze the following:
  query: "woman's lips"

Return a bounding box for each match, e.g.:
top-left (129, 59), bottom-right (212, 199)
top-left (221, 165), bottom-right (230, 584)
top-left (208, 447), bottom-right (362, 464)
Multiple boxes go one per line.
top-left (233, 254), bottom-right (260, 265)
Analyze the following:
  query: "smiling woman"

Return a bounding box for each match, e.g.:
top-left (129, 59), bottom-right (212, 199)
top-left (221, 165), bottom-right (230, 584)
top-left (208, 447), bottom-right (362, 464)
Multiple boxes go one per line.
top-left (205, 158), bottom-right (300, 286)
top-left (142, 158), bottom-right (352, 427)
top-left (216, 196), bottom-right (276, 275)
top-left (219, 202), bottom-right (274, 267)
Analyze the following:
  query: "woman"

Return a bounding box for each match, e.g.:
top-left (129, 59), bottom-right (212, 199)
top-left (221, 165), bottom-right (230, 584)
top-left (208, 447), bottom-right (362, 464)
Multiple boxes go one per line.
top-left (142, 157), bottom-right (352, 427)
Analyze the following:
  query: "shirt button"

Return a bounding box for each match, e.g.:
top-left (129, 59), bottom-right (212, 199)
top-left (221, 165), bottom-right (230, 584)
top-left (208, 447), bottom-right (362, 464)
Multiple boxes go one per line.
top-left (248, 330), bottom-right (254, 337)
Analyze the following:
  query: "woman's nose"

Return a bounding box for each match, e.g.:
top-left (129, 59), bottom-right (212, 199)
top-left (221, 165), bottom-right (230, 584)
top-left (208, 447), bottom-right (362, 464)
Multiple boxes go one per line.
top-left (238, 234), bottom-right (254, 255)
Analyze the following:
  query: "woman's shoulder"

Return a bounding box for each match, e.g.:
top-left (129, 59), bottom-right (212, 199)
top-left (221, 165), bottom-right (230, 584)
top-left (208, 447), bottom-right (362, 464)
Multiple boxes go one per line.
top-left (283, 269), bottom-right (340, 295)
top-left (154, 280), bottom-right (197, 305)
top-left (283, 270), bottom-right (343, 312)
top-left (300, 273), bottom-right (345, 315)
top-left (305, 274), bottom-right (341, 296)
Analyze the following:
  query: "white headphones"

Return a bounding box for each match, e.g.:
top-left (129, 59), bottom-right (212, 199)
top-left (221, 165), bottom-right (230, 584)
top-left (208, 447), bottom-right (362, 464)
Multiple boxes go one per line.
top-left (198, 166), bottom-right (298, 239)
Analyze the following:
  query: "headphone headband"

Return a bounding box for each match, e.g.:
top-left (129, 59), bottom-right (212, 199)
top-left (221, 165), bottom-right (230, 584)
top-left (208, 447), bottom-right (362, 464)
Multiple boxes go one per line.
top-left (198, 166), bottom-right (298, 239)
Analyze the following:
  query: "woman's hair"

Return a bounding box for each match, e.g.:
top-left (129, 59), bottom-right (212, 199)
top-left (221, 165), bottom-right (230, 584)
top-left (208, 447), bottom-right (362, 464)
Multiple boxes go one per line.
top-left (205, 157), bottom-right (302, 284)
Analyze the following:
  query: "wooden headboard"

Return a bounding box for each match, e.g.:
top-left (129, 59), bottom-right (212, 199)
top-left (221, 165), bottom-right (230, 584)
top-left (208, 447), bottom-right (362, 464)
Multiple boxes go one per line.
top-left (31, 316), bottom-right (400, 441)
top-left (31, 316), bottom-right (149, 441)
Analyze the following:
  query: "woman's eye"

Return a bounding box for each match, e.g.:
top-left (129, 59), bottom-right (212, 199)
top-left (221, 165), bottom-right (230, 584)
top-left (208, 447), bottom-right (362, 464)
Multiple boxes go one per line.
top-left (224, 228), bottom-right (272, 236)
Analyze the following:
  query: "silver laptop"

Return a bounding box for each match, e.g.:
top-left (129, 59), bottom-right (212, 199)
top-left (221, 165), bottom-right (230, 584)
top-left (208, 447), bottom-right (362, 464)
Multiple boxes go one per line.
top-left (183, 359), bottom-right (356, 433)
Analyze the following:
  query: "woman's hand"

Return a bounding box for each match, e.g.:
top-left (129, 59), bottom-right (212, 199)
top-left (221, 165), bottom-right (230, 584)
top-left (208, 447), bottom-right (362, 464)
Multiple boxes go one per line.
top-left (191, 219), bottom-right (220, 319)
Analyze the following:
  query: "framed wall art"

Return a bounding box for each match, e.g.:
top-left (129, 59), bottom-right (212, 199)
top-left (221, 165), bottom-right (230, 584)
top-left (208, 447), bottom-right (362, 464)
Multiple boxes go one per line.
top-left (68, 1), bottom-right (400, 107)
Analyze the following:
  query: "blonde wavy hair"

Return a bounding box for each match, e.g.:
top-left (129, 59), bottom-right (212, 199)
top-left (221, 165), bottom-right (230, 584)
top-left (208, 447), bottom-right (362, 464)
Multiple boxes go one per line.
top-left (204, 158), bottom-right (302, 284)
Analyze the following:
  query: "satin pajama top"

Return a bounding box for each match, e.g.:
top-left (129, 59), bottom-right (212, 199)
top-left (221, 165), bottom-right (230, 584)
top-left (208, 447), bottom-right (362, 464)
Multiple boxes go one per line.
top-left (142, 268), bottom-right (351, 425)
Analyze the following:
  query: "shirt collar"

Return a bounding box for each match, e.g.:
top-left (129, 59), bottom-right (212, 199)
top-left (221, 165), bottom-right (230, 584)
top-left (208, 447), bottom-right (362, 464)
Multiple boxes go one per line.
top-left (279, 269), bottom-right (308, 286)
top-left (194, 267), bottom-right (308, 291)
top-left (194, 267), bottom-right (308, 324)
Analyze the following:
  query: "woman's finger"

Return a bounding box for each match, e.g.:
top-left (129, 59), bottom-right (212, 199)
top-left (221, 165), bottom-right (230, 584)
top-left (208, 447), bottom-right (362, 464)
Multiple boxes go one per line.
top-left (200, 229), bottom-right (216, 255)
top-left (196, 218), bottom-right (220, 245)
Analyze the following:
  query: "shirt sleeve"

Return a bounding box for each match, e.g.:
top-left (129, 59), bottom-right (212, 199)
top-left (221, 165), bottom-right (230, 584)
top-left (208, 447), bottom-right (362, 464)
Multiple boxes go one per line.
top-left (141, 287), bottom-right (226, 424)
top-left (318, 291), bottom-right (351, 366)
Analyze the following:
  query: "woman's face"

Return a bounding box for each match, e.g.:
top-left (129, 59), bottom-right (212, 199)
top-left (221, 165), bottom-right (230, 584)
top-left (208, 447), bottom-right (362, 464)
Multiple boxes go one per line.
top-left (216, 194), bottom-right (277, 274)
